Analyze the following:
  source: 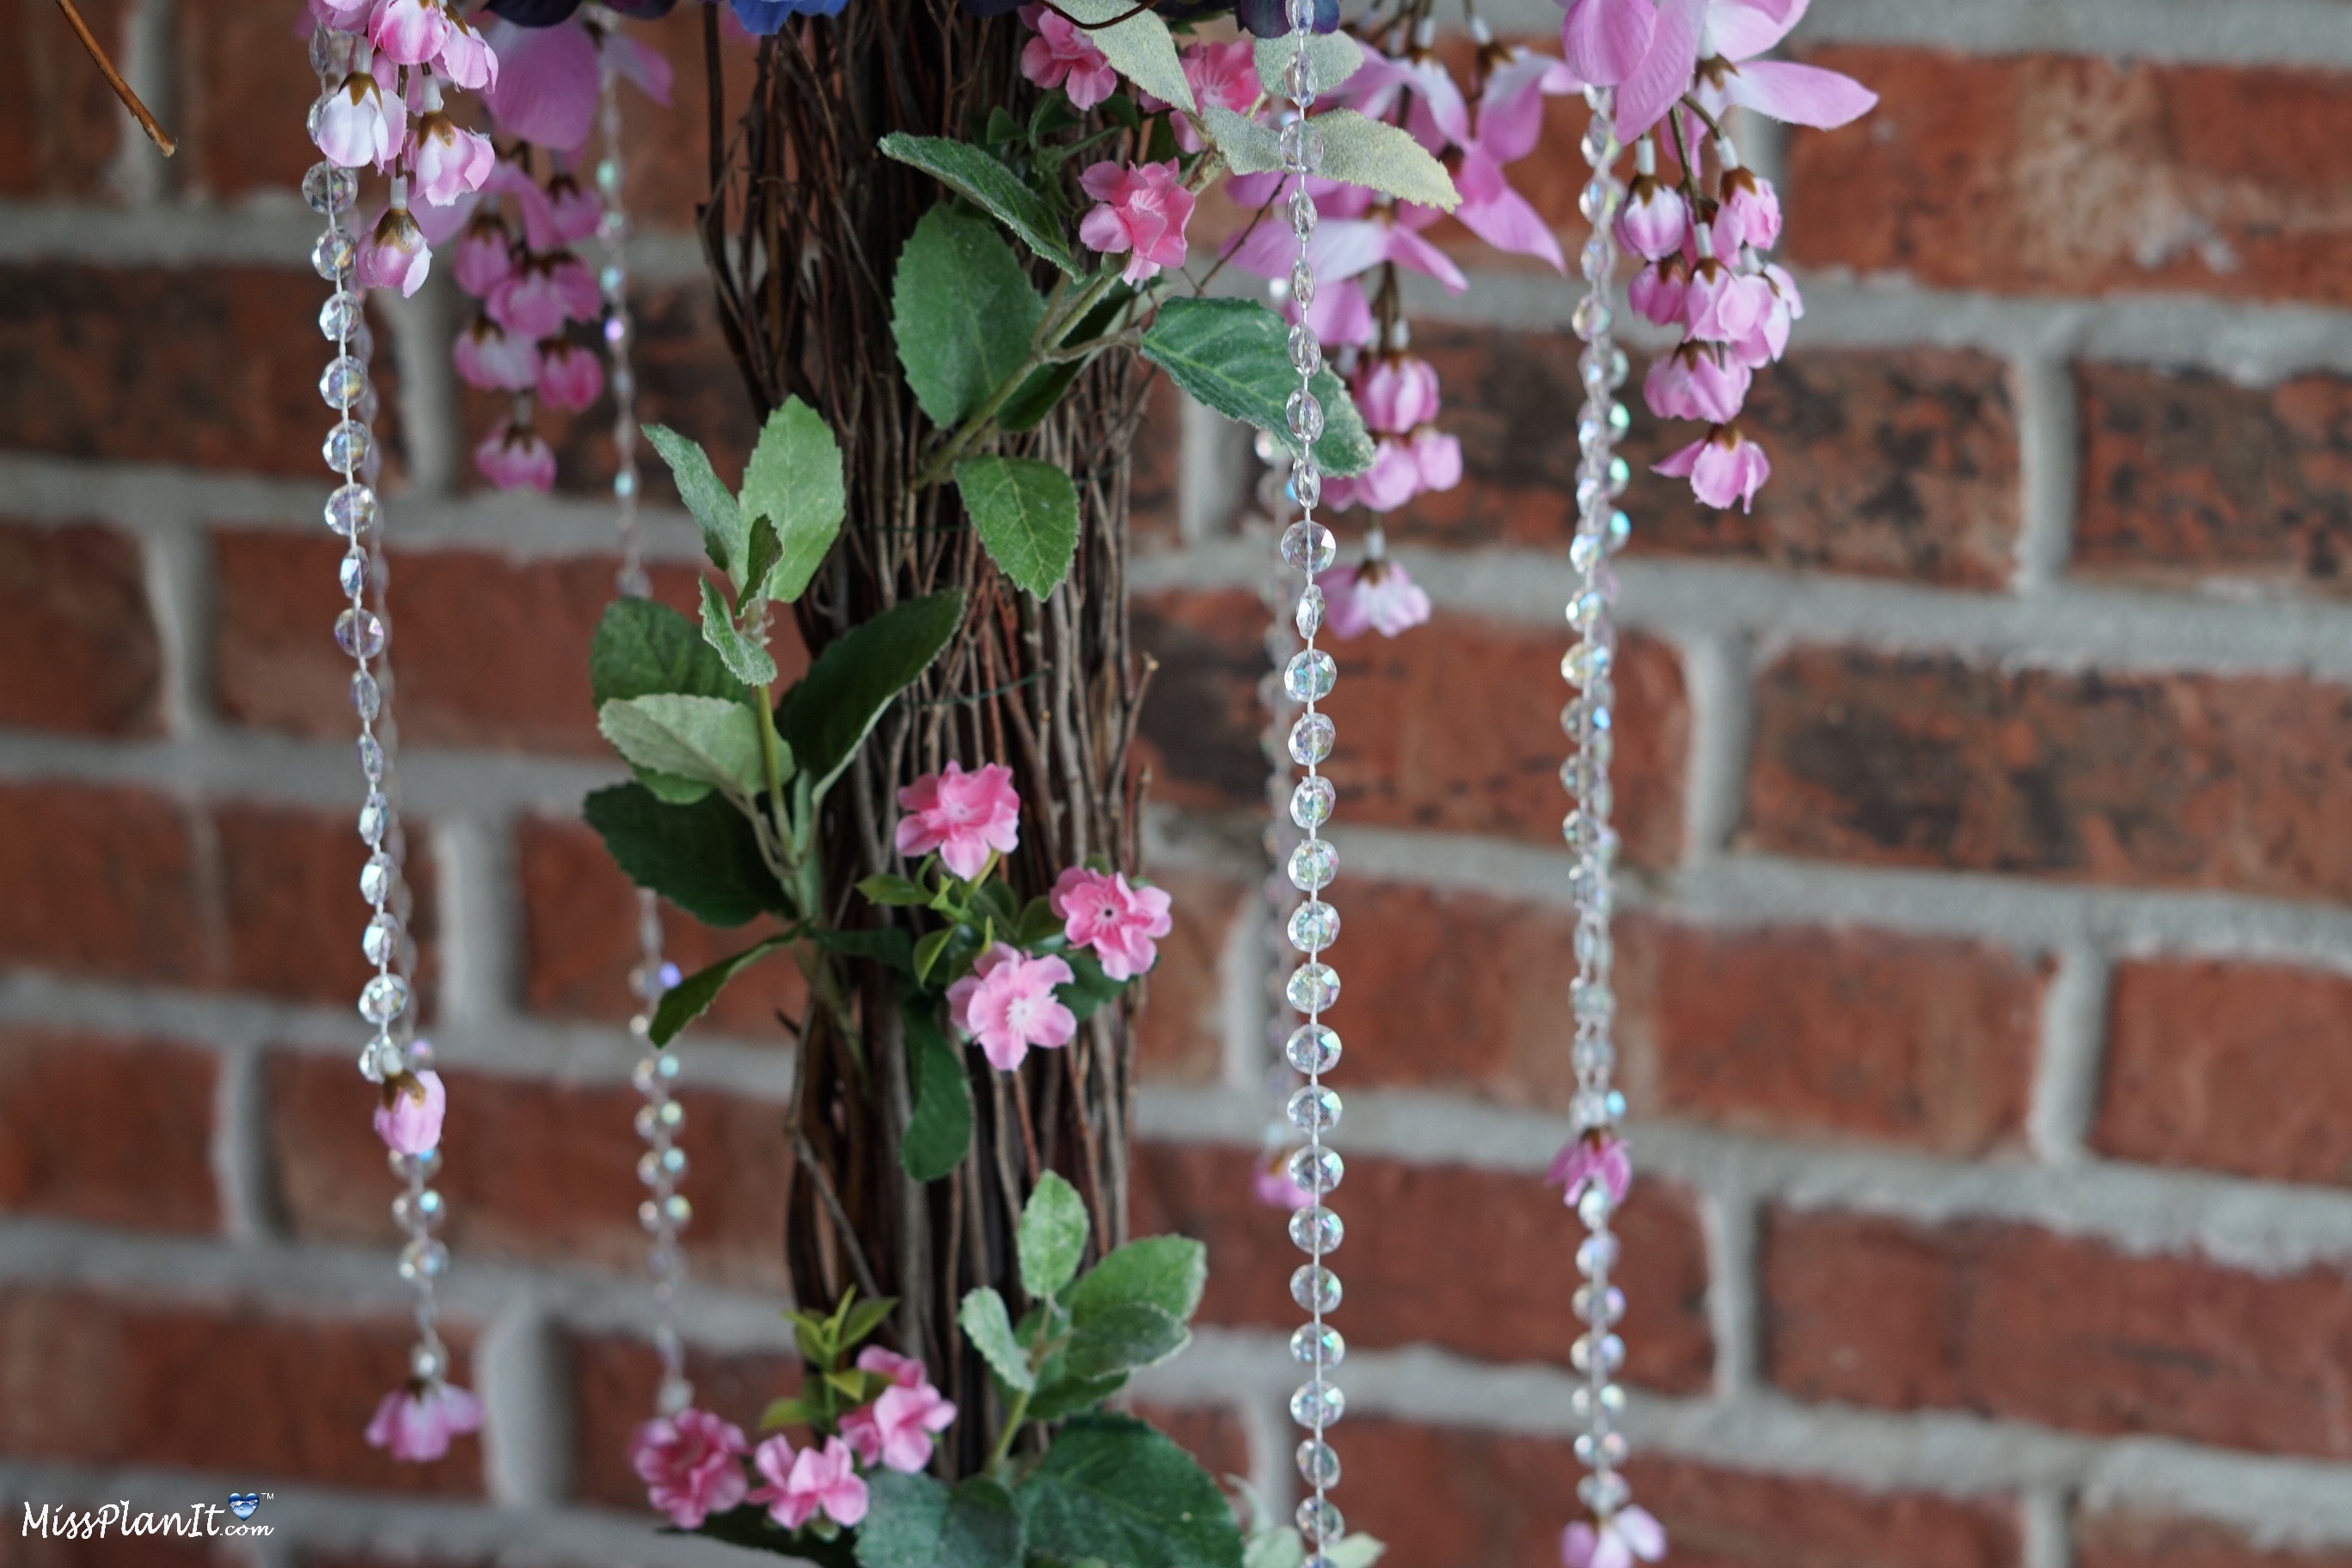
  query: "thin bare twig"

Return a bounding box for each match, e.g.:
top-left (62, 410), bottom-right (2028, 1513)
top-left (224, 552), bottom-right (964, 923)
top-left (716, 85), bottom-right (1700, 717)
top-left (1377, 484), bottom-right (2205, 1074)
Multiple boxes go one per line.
top-left (52, 0), bottom-right (174, 156)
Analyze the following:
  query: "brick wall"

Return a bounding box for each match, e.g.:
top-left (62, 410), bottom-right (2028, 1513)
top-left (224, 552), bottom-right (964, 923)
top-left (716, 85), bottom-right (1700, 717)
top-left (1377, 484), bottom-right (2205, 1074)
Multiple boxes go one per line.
top-left (6, 2), bottom-right (2352, 1566)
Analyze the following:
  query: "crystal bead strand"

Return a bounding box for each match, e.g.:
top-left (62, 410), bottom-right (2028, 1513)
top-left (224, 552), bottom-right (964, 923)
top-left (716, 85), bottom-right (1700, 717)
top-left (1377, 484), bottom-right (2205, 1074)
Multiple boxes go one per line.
top-left (1254, 431), bottom-right (1306, 1098)
top-left (1562, 87), bottom-right (1642, 1536)
top-left (305, 22), bottom-right (456, 1400)
top-left (1273, 11), bottom-right (1350, 1556)
top-left (591, 26), bottom-right (694, 1419)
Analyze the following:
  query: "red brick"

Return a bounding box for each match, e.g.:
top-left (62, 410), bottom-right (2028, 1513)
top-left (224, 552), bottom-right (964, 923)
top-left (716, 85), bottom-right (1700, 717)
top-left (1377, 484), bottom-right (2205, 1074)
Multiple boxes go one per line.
top-left (266, 1052), bottom-right (791, 1291)
top-left (514, 813), bottom-right (809, 1035)
top-left (0, 1027), bottom-right (219, 1233)
top-left (0, 0), bottom-right (132, 199)
top-left (1129, 373), bottom-right (1184, 550)
top-left (1134, 591), bottom-right (1687, 862)
top-left (217, 802), bottom-right (438, 1010)
top-left (1130, 1400), bottom-right (1253, 1486)
top-left (1786, 48), bottom-right (2352, 306)
top-left (0, 1284), bottom-right (481, 1493)
top-left (567, 1331), bottom-right (801, 1511)
top-left (1133, 867), bottom-right (1249, 1086)
top-left (0, 521), bottom-right (162, 736)
top-left (2074, 364), bottom-right (2352, 595)
top-left (2077, 1512), bottom-right (2352, 1568)
top-left (1763, 1210), bottom-right (2352, 1458)
top-left (0, 266), bottom-right (402, 480)
top-left (1131, 1142), bottom-right (1712, 1391)
top-left (1340, 1424), bottom-right (2020, 1568)
top-left (1742, 648), bottom-right (2352, 903)
top-left (2092, 958), bottom-right (2352, 1187)
top-left (173, 0), bottom-right (328, 201)
top-left (0, 781), bottom-right (204, 985)
top-left (1398, 328), bottom-right (2021, 588)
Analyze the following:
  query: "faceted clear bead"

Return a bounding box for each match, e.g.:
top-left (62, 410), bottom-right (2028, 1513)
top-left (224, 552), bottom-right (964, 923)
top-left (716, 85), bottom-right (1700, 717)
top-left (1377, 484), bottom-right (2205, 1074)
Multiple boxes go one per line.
top-left (1290, 1263), bottom-right (1343, 1313)
top-left (1282, 521), bottom-right (1337, 573)
top-left (1286, 962), bottom-right (1340, 1012)
top-left (1561, 640), bottom-right (1613, 689)
top-left (1289, 322), bottom-right (1324, 377)
top-left (396, 1238), bottom-right (450, 1282)
top-left (356, 732), bottom-right (385, 782)
top-left (1288, 1144), bottom-right (1344, 1196)
top-left (1289, 1204), bottom-right (1344, 1255)
top-left (1288, 836), bottom-right (1337, 891)
top-left (358, 972), bottom-right (411, 1025)
top-left (410, 1339), bottom-right (448, 1381)
top-left (1279, 119), bottom-right (1325, 174)
top-left (1572, 978), bottom-right (1616, 1024)
top-left (319, 291), bottom-right (363, 341)
top-left (1285, 1023), bottom-right (1341, 1074)
top-left (1578, 1473), bottom-right (1631, 1513)
top-left (320, 356), bottom-right (367, 410)
top-left (1569, 589), bottom-right (1607, 629)
top-left (1285, 389), bottom-right (1326, 443)
top-left (334, 607), bottom-right (386, 658)
top-left (1576, 1430), bottom-right (1631, 1467)
top-left (1291, 775), bottom-right (1335, 830)
top-left (1288, 1082), bottom-right (1342, 1134)
top-left (1290, 1379), bottom-right (1346, 1429)
top-left (1289, 257), bottom-right (1317, 307)
top-left (325, 481), bottom-right (377, 536)
top-left (362, 911), bottom-right (401, 965)
top-left (1572, 295), bottom-right (1614, 343)
top-left (1297, 1437), bottom-right (1342, 1489)
top-left (1296, 1498), bottom-right (1344, 1544)
top-left (322, 419), bottom-right (371, 472)
top-left (1575, 1283), bottom-right (1627, 1326)
top-left (1288, 899), bottom-right (1340, 954)
top-left (1290, 460), bottom-right (1323, 511)
top-left (1577, 1230), bottom-right (1620, 1275)
top-left (1577, 178), bottom-right (1620, 225)
top-left (1292, 1322), bottom-right (1346, 1368)
top-left (1581, 121), bottom-right (1620, 167)
top-left (1570, 1381), bottom-right (1626, 1418)
top-left (1284, 649), bottom-right (1337, 702)
top-left (340, 550), bottom-right (372, 603)
top-left (1287, 713), bottom-right (1335, 767)
top-left (358, 793), bottom-right (389, 847)
top-left (392, 1186), bottom-right (444, 1228)
top-left (1288, 183), bottom-right (1320, 236)
top-left (1295, 582), bottom-right (1326, 639)
top-left (1577, 1185), bottom-right (1617, 1228)
top-left (311, 230), bottom-right (357, 280)
top-left (1571, 1036), bottom-right (1615, 1076)
top-left (1582, 234), bottom-right (1614, 281)
top-left (1285, 0), bottom-right (1316, 27)
top-left (359, 850), bottom-right (395, 903)
top-left (350, 669), bottom-right (381, 720)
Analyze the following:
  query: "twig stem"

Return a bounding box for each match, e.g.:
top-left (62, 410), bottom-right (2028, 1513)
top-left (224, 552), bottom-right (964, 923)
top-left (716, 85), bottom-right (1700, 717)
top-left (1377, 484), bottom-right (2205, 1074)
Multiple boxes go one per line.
top-left (52, 0), bottom-right (175, 156)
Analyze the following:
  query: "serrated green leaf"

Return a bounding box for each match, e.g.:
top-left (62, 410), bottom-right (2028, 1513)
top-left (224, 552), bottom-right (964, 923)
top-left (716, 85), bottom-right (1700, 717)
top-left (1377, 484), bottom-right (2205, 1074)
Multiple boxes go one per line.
top-left (598, 694), bottom-right (768, 804)
top-left (652, 934), bottom-right (793, 1046)
top-left (590, 597), bottom-right (744, 707)
top-left (1018, 1171), bottom-right (1090, 1298)
top-left (1063, 1301), bottom-right (1188, 1378)
top-left (701, 576), bottom-right (780, 689)
top-left (1140, 297), bottom-right (1374, 476)
top-left (1055, 0), bottom-right (1194, 113)
top-left (1201, 107), bottom-right (1283, 176)
top-left (1069, 1234), bottom-right (1208, 1326)
top-left (958, 1288), bottom-right (1034, 1393)
top-left (1017, 1414), bottom-right (1245, 1568)
top-left (740, 396), bottom-right (847, 603)
top-left (1253, 32), bottom-right (1363, 100)
top-left (645, 424), bottom-right (749, 585)
top-left (585, 783), bottom-right (788, 928)
top-left (895, 206), bottom-right (1045, 429)
top-left (1313, 107), bottom-right (1460, 211)
top-left (1025, 1369), bottom-right (1128, 1423)
top-left (954, 456), bottom-right (1081, 601)
top-left (903, 995), bottom-right (974, 1183)
top-left (858, 1472), bottom-right (1025, 1568)
top-left (776, 590), bottom-right (966, 799)
top-left (1057, 947), bottom-right (1129, 1022)
top-left (879, 134), bottom-right (1078, 276)
top-left (742, 515), bottom-right (785, 606)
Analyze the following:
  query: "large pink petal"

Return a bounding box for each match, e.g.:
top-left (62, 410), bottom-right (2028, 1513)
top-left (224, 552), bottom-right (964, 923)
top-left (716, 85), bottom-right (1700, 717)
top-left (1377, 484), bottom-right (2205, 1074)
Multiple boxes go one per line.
top-left (1479, 53), bottom-right (1580, 164)
top-left (1381, 224), bottom-right (1468, 292)
top-left (1409, 58), bottom-right (1471, 148)
top-left (1613, 0), bottom-right (1704, 141)
top-left (608, 34), bottom-right (676, 107)
top-left (1561, 0), bottom-right (1656, 87)
top-left (1706, 0), bottom-right (1807, 61)
top-left (483, 20), bottom-right (601, 152)
top-left (1455, 170), bottom-right (1565, 271)
top-left (1721, 58), bottom-right (1877, 128)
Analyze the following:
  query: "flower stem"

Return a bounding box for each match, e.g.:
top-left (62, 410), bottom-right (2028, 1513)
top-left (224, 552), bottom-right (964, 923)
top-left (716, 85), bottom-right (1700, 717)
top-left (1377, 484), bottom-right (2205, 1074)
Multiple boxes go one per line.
top-left (55, 0), bottom-right (175, 155)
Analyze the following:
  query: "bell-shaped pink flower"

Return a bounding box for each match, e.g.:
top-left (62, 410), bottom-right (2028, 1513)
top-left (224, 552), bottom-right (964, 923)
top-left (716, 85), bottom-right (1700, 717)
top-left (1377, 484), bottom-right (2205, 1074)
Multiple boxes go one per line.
top-left (1018, 3), bottom-right (1118, 110)
top-left (1563, 1507), bottom-right (1668, 1568)
top-left (895, 761), bottom-right (1020, 883)
top-left (313, 70), bottom-right (402, 171)
top-left (358, 205), bottom-right (433, 297)
top-left (452, 315), bottom-right (540, 392)
top-left (1626, 254), bottom-right (1687, 327)
top-left (537, 340), bottom-right (605, 411)
top-left (374, 1069), bottom-right (447, 1156)
top-left (453, 211), bottom-right (515, 296)
top-left (1643, 344), bottom-right (1750, 425)
top-left (1656, 425), bottom-right (1773, 512)
top-left (413, 113), bottom-right (495, 207)
top-left (488, 255), bottom-right (594, 339)
top-left (365, 1378), bottom-right (483, 1464)
top-left (1731, 262), bottom-right (1803, 369)
top-left (1078, 159), bottom-right (1195, 286)
top-left (1316, 556), bottom-right (1433, 639)
top-left (1545, 1131), bottom-right (1632, 1207)
top-left (544, 171), bottom-right (603, 244)
top-left (1053, 867), bottom-right (1175, 982)
top-left (1712, 167), bottom-right (1782, 252)
top-left (633, 1409), bottom-right (749, 1529)
top-left (752, 1436), bottom-right (868, 1530)
top-left (951, 950), bottom-right (1078, 1072)
top-left (1614, 175), bottom-right (1687, 261)
top-left (371, 0), bottom-right (451, 66)
top-left (1682, 256), bottom-right (1767, 344)
top-left (1354, 355), bottom-right (1442, 435)
top-left (1411, 426), bottom-right (1463, 491)
top-left (475, 418), bottom-right (557, 493)
top-left (435, 15), bottom-right (499, 91)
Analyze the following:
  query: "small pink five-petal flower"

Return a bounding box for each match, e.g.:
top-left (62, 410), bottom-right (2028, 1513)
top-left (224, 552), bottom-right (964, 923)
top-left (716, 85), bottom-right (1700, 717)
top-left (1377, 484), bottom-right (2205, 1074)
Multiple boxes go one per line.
top-left (839, 1347), bottom-right (959, 1474)
top-left (1165, 40), bottom-right (1259, 151)
top-left (374, 1069), bottom-right (446, 1156)
top-left (365, 1378), bottom-right (481, 1463)
top-left (896, 762), bottom-right (1021, 883)
top-left (1656, 426), bottom-right (1772, 512)
top-left (1018, 3), bottom-right (1118, 110)
top-left (631, 1408), bottom-right (749, 1528)
top-left (750, 1436), bottom-right (869, 1530)
top-left (946, 944), bottom-right (1077, 1072)
top-left (1562, 1507), bottom-right (1668, 1568)
top-left (1078, 160), bottom-right (1196, 286)
top-left (1545, 1132), bottom-right (1632, 1208)
top-left (1053, 867), bottom-right (1174, 982)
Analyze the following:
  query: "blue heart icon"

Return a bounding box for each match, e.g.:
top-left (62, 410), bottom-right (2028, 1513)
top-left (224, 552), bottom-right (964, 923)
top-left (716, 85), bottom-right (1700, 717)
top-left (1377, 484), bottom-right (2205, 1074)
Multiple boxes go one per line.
top-left (228, 1493), bottom-right (259, 1521)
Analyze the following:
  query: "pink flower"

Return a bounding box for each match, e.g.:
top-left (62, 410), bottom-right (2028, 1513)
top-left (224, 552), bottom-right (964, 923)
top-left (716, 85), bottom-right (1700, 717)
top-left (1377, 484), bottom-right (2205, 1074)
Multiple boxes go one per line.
top-left (1411, 426), bottom-right (1463, 491)
top-left (1614, 175), bottom-right (1687, 261)
top-left (1226, 200), bottom-right (1467, 297)
top-left (537, 340), bottom-right (605, 411)
top-left (544, 172), bottom-right (603, 244)
top-left (751, 1436), bottom-right (868, 1530)
top-left (946, 943), bottom-right (1014, 1039)
top-left (483, 17), bottom-right (601, 151)
top-left (857, 1346), bottom-right (929, 1388)
top-left (452, 315), bottom-right (540, 391)
top-left (453, 211), bottom-right (515, 296)
top-left (436, 15), bottom-right (499, 90)
top-left (634, 1409), bottom-right (750, 1528)
top-left (313, 70), bottom-right (402, 170)
top-left (1355, 355), bottom-right (1442, 435)
top-left (1053, 867), bottom-right (1174, 982)
top-left (1325, 441), bottom-right (1424, 514)
top-left (1559, 0), bottom-right (1656, 86)
top-left (1712, 167), bottom-right (1781, 252)
top-left (365, 1379), bottom-right (482, 1463)
top-left (1656, 426), bottom-right (1772, 512)
top-left (488, 254), bottom-right (597, 338)
top-left (1315, 557), bottom-right (1433, 639)
top-left (1253, 1148), bottom-right (1314, 1210)
top-left (1019, 3), bottom-right (1118, 110)
top-left (1610, 0), bottom-right (1876, 141)
top-left (374, 1069), bottom-right (447, 1156)
top-left (1642, 344), bottom-right (1749, 425)
top-left (1731, 262), bottom-right (1803, 369)
top-left (1562, 1507), bottom-right (1667, 1568)
top-left (371, 0), bottom-right (451, 66)
top-left (1626, 254), bottom-right (1687, 327)
top-left (1545, 1132), bottom-right (1632, 1208)
top-left (413, 113), bottom-right (495, 207)
top-left (1682, 257), bottom-right (1767, 344)
top-left (476, 418), bottom-right (556, 493)
top-left (358, 205), bottom-right (433, 297)
top-left (1167, 40), bottom-right (1259, 151)
top-left (895, 762), bottom-right (1020, 883)
top-left (838, 1347), bottom-right (958, 1473)
top-left (1078, 160), bottom-right (1195, 286)
top-left (954, 951), bottom-right (1078, 1072)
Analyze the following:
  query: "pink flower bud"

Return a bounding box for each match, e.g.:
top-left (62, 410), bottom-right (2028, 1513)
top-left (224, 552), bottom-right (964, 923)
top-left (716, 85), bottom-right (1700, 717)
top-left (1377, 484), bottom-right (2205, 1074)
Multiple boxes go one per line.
top-left (1626, 255), bottom-right (1687, 328)
top-left (1712, 167), bottom-right (1782, 252)
top-left (475, 418), bottom-right (556, 493)
top-left (358, 205), bottom-right (433, 297)
top-left (452, 315), bottom-right (541, 392)
top-left (452, 211), bottom-right (515, 297)
top-left (1681, 257), bottom-right (1767, 344)
top-left (374, 1069), bottom-right (447, 1156)
top-left (313, 71), bottom-right (401, 171)
top-left (536, 340), bottom-right (604, 411)
top-left (1354, 354), bottom-right (1442, 434)
top-left (1613, 175), bottom-right (1687, 262)
top-left (412, 113), bottom-right (494, 207)
top-left (1655, 426), bottom-right (1773, 513)
top-left (371, 0), bottom-right (452, 67)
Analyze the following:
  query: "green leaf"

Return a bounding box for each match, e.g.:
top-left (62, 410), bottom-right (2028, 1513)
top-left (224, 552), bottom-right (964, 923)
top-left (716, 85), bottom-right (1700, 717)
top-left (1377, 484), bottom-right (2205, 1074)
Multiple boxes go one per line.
top-left (776, 590), bottom-right (966, 799)
top-left (840, 1293), bottom-right (901, 1351)
top-left (1017, 1414), bottom-right (1245, 1568)
top-left (878, 134), bottom-right (1078, 277)
top-left (1063, 1301), bottom-right (1188, 1378)
top-left (1069, 1234), bottom-right (1208, 1326)
top-left (590, 597), bottom-right (744, 707)
top-left (1253, 33), bottom-right (1363, 100)
top-left (1018, 1171), bottom-right (1091, 1298)
top-left (652, 934), bottom-right (793, 1046)
top-left (741, 396), bottom-right (848, 603)
top-left (903, 995), bottom-right (975, 1183)
top-left (861, 874), bottom-right (933, 907)
top-left (1054, 0), bottom-right (1194, 113)
top-left (814, 926), bottom-right (919, 974)
top-left (1313, 107), bottom-right (1461, 211)
top-left (954, 456), bottom-right (1081, 601)
top-left (701, 576), bottom-right (780, 689)
top-left (1016, 896), bottom-right (1064, 946)
top-left (858, 1472), bottom-right (1025, 1568)
top-left (913, 927), bottom-right (956, 983)
top-left (894, 206), bottom-right (1045, 429)
top-left (1201, 107), bottom-right (1283, 176)
top-left (742, 515), bottom-right (785, 607)
top-left (597, 694), bottom-right (769, 804)
top-left (645, 424), bottom-right (749, 585)
top-left (1140, 297), bottom-right (1375, 477)
top-left (760, 1395), bottom-right (819, 1432)
top-left (1245, 1528), bottom-right (1305, 1568)
top-left (1057, 948), bottom-right (1129, 1022)
top-left (1024, 1369), bottom-right (1127, 1423)
top-left (585, 783), bottom-right (789, 928)
top-left (958, 1288), bottom-right (1034, 1393)
top-left (999, 286), bottom-right (1133, 432)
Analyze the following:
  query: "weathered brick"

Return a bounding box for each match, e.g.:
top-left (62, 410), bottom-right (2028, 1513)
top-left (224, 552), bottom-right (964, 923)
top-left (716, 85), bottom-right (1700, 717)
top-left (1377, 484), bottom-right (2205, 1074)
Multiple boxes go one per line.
top-left (1743, 649), bottom-right (2352, 903)
top-left (2074, 364), bottom-right (2352, 595)
top-left (0, 266), bottom-right (401, 480)
top-left (0, 1027), bottom-right (218, 1234)
top-left (1132, 867), bottom-right (1248, 1086)
top-left (1788, 48), bottom-right (2352, 305)
top-left (0, 1284), bottom-right (481, 1492)
top-left (1763, 1209), bottom-right (2352, 1458)
top-left (1134, 591), bottom-right (1687, 862)
top-left (566, 1330), bottom-right (801, 1511)
top-left (0, 781), bottom-right (204, 986)
top-left (2076, 1511), bottom-right (2352, 1568)
top-left (1397, 328), bottom-right (2022, 587)
top-left (172, 0), bottom-right (319, 200)
top-left (0, 0), bottom-right (132, 199)
top-left (1340, 1424), bottom-right (2021, 1568)
top-left (266, 1052), bottom-right (792, 1291)
top-left (216, 802), bottom-right (438, 1009)
top-left (1131, 1142), bottom-right (1712, 1391)
top-left (2092, 958), bottom-right (2352, 1187)
top-left (0, 521), bottom-right (162, 735)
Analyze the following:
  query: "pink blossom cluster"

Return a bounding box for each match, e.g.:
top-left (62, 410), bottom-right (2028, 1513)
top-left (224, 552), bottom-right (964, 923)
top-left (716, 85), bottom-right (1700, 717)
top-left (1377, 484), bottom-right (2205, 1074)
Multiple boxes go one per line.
top-left (1323, 353), bottom-right (1460, 515)
top-left (629, 1348), bottom-right (957, 1534)
top-left (365, 1377), bottom-right (483, 1462)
